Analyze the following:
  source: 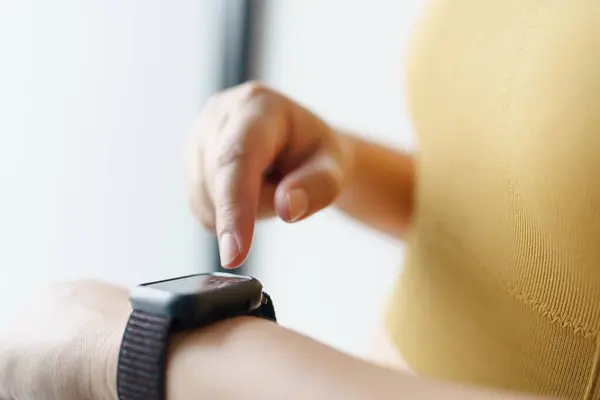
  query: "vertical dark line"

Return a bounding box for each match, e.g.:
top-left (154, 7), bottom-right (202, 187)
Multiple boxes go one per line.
top-left (212, 0), bottom-right (258, 275)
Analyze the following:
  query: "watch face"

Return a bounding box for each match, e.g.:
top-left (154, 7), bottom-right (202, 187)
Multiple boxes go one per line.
top-left (142, 273), bottom-right (251, 294)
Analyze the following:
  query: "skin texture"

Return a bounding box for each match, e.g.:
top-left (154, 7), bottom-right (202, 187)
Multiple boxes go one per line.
top-left (0, 281), bottom-right (128, 400)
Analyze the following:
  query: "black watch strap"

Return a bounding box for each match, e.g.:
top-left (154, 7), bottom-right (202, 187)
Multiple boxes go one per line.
top-left (117, 292), bottom-right (276, 400)
top-left (117, 310), bottom-right (171, 400)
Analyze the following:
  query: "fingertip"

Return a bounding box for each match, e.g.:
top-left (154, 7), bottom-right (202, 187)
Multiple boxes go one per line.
top-left (218, 231), bottom-right (240, 267)
top-left (218, 230), bottom-right (252, 269)
top-left (220, 262), bottom-right (240, 270)
top-left (220, 252), bottom-right (248, 269)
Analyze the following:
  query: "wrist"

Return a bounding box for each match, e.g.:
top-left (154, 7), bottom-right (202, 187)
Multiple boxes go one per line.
top-left (165, 317), bottom-right (264, 400)
top-left (105, 318), bottom-right (243, 400)
top-left (100, 320), bottom-right (130, 400)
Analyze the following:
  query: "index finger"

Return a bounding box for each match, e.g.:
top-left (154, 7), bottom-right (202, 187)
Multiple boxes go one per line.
top-left (211, 98), bottom-right (287, 268)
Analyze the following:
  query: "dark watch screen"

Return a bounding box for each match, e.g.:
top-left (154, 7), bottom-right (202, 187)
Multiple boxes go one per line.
top-left (142, 273), bottom-right (250, 294)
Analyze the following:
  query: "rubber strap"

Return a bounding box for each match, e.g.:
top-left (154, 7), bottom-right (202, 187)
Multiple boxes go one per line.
top-left (117, 292), bottom-right (276, 400)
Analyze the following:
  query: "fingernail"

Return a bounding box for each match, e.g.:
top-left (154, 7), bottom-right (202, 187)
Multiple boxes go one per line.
top-left (286, 188), bottom-right (309, 222)
top-left (219, 232), bottom-right (239, 267)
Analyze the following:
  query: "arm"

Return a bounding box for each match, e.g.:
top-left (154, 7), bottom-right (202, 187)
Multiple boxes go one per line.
top-left (0, 280), bottom-right (553, 400)
top-left (164, 317), bottom-right (552, 400)
top-left (336, 133), bottom-right (415, 238)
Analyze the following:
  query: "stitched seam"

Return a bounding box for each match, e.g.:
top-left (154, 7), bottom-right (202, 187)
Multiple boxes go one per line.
top-left (499, 181), bottom-right (597, 338)
top-left (427, 224), bottom-right (598, 338)
top-left (499, 281), bottom-right (598, 339)
top-left (500, 180), bottom-right (597, 338)
top-left (420, 222), bottom-right (598, 338)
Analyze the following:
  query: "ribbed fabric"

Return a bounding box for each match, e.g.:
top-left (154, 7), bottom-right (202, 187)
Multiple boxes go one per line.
top-left (117, 311), bottom-right (171, 400)
top-left (386, 1), bottom-right (600, 398)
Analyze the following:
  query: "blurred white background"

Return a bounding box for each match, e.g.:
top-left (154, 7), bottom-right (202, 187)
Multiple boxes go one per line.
top-left (0, 0), bottom-right (423, 358)
top-left (0, 0), bottom-right (220, 318)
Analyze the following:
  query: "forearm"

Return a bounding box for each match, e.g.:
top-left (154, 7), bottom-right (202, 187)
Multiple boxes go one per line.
top-left (336, 132), bottom-right (415, 238)
top-left (165, 317), bottom-right (552, 400)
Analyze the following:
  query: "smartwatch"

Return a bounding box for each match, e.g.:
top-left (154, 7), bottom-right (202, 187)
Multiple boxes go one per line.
top-left (116, 272), bottom-right (276, 400)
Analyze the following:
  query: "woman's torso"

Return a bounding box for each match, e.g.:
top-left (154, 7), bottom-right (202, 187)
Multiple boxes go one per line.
top-left (384, 1), bottom-right (600, 398)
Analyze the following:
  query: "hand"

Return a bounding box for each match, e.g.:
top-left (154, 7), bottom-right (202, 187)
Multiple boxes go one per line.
top-left (0, 280), bottom-right (130, 400)
top-left (186, 82), bottom-right (353, 268)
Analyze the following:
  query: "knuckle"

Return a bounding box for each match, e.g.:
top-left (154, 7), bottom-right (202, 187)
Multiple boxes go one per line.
top-left (238, 80), bottom-right (270, 100)
top-left (215, 138), bottom-right (249, 169)
top-left (215, 200), bottom-right (242, 229)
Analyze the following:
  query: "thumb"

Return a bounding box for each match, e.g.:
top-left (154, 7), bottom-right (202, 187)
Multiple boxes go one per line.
top-left (274, 150), bottom-right (345, 223)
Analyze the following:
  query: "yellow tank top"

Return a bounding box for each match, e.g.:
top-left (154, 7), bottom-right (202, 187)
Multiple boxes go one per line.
top-left (386, 1), bottom-right (600, 398)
